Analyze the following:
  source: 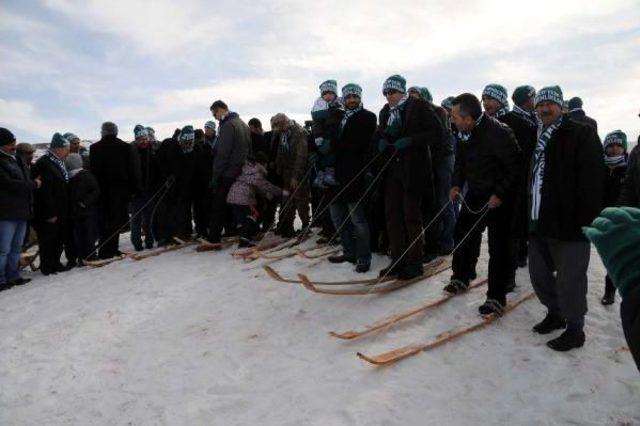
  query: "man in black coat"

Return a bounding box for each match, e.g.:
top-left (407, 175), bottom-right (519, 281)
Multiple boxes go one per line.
top-left (567, 97), bottom-right (598, 132)
top-left (192, 125), bottom-right (214, 239)
top-left (0, 128), bottom-right (39, 289)
top-left (130, 125), bottom-right (158, 251)
top-left (32, 133), bottom-right (71, 275)
top-left (482, 84), bottom-right (538, 277)
top-left (409, 85), bottom-right (456, 259)
top-left (445, 93), bottom-right (521, 316)
top-left (375, 75), bottom-right (444, 280)
top-left (528, 86), bottom-right (604, 351)
top-left (155, 126), bottom-right (196, 244)
top-left (325, 83), bottom-right (377, 273)
top-left (90, 122), bottom-right (141, 259)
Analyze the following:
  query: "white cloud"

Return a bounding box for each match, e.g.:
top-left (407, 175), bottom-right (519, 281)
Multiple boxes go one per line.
top-left (42, 0), bottom-right (234, 54)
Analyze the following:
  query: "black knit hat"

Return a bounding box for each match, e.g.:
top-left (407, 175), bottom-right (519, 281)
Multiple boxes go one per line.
top-left (0, 127), bottom-right (16, 147)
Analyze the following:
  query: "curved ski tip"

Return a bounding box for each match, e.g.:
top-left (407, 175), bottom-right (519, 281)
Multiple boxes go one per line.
top-left (329, 331), bottom-right (356, 340)
top-left (356, 352), bottom-right (386, 365)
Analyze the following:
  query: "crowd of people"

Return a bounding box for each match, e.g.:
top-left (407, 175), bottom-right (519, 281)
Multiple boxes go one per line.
top-left (0, 75), bottom-right (638, 369)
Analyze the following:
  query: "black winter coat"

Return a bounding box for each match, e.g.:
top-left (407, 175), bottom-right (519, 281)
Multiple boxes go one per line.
top-left (156, 139), bottom-right (195, 201)
top-left (331, 108), bottom-right (377, 202)
top-left (604, 162), bottom-right (627, 208)
top-left (32, 154), bottom-right (69, 223)
top-left (133, 142), bottom-right (158, 196)
top-left (619, 145), bottom-right (640, 207)
top-left (453, 114), bottom-right (521, 201)
top-left (498, 111), bottom-right (537, 237)
top-left (89, 135), bottom-right (141, 197)
top-left (569, 109), bottom-right (598, 132)
top-left (534, 116), bottom-right (604, 241)
top-left (69, 170), bottom-right (100, 219)
top-left (376, 97), bottom-right (445, 195)
top-left (193, 141), bottom-right (213, 192)
top-left (0, 152), bottom-right (35, 221)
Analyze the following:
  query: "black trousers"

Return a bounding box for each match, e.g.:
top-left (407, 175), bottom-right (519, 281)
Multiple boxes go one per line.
top-left (35, 220), bottom-right (66, 274)
top-left (73, 216), bottom-right (98, 261)
top-left (97, 193), bottom-right (129, 259)
top-left (157, 197), bottom-right (191, 243)
top-left (384, 164), bottom-right (423, 269)
top-left (451, 192), bottom-right (513, 304)
top-left (315, 189), bottom-right (336, 238)
top-left (193, 188), bottom-right (211, 238)
top-left (232, 205), bottom-right (259, 241)
top-left (621, 286), bottom-right (640, 372)
top-left (208, 177), bottom-right (236, 243)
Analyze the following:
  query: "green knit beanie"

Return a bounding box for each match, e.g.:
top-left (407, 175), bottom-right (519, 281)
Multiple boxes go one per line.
top-left (382, 75), bottom-right (407, 94)
top-left (512, 85), bottom-right (536, 106)
top-left (441, 96), bottom-right (455, 110)
top-left (204, 120), bottom-right (217, 130)
top-left (482, 84), bottom-right (509, 108)
top-left (604, 130), bottom-right (628, 152)
top-left (341, 83), bottom-right (362, 98)
top-left (319, 80), bottom-right (338, 95)
top-left (420, 87), bottom-right (433, 103)
top-left (63, 132), bottom-right (79, 142)
top-left (50, 132), bottom-right (70, 149)
top-left (179, 125), bottom-right (195, 141)
top-left (134, 124), bottom-right (148, 139)
top-left (535, 86), bottom-right (564, 108)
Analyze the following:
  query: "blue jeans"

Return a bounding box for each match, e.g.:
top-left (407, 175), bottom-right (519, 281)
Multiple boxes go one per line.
top-left (434, 153), bottom-right (456, 252)
top-left (330, 202), bottom-right (371, 264)
top-left (0, 220), bottom-right (27, 284)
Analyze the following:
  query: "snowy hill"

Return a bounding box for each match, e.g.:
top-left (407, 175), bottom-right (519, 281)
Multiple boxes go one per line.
top-left (1, 235), bottom-right (638, 425)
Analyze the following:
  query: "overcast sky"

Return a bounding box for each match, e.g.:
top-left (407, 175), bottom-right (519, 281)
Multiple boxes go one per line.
top-left (1, 0), bottom-right (639, 143)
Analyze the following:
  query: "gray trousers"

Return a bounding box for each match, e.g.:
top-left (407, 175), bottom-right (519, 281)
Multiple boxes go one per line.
top-left (528, 236), bottom-right (590, 322)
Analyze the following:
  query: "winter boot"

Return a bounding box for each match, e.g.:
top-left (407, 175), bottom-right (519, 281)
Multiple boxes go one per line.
top-left (546, 326), bottom-right (585, 351)
top-left (238, 237), bottom-right (256, 248)
top-left (328, 254), bottom-right (356, 264)
top-left (378, 261), bottom-right (403, 278)
top-left (443, 278), bottom-right (469, 295)
top-left (398, 263), bottom-right (424, 281)
top-left (422, 251), bottom-right (438, 264)
top-left (601, 290), bottom-right (615, 306)
top-left (478, 298), bottom-right (506, 316)
top-left (355, 260), bottom-right (370, 273)
top-left (532, 312), bottom-right (566, 334)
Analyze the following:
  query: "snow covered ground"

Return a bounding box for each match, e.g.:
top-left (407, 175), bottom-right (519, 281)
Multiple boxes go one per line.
top-left (1, 233), bottom-right (639, 425)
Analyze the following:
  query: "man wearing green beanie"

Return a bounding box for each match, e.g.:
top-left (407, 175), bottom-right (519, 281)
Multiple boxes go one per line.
top-left (155, 125), bottom-right (197, 245)
top-left (528, 85), bottom-right (605, 351)
top-left (584, 207), bottom-right (640, 371)
top-left (408, 84), bottom-right (456, 256)
top-left (32, 133), bottom-right (72, 274)
top-left (375, 74), bottom-right (445, 280)
top-left (599, 130), bottom-right (629, 305)
top-left (490, 85), bottom-right (538, 284)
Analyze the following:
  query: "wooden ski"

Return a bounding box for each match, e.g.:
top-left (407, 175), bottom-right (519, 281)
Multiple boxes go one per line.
top-left (84, 254), bottom-right (129, 268)
top-left (330, 278), bottom-right (488, 340)
top-left (356, 292), bottom-right (535, 366)
top-left (298, 258), bottom-right (452, 295)
top-left (130, 239), bottom-right (196, 260)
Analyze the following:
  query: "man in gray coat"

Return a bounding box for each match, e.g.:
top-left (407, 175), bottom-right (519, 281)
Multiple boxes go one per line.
top-left (207, 100), bottom-right (251, 243)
